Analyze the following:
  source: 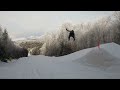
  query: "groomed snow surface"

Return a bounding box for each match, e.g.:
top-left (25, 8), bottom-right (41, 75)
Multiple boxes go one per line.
top-left (0, 42), bottom-right (120, 79)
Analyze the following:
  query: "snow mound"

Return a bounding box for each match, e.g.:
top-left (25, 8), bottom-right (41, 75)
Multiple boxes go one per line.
top-left (74, 48), bottom-right (120, 69)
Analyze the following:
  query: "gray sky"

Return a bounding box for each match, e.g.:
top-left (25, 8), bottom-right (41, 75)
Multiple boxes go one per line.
top-left (0, 11), bottom-right (114, 39)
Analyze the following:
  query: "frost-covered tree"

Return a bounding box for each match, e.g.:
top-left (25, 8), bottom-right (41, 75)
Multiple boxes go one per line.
top-left (112, 11), bottom-right (120, 44)
top-left (0, 27), bottom-right (28, 62)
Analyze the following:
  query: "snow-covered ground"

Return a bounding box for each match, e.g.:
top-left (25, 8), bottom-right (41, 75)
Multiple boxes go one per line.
top-left (0, 42), bottom-right (120, 79)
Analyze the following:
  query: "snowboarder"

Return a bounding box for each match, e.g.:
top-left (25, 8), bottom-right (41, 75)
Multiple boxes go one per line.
top-left (66, 28), bottom-right (75, 41)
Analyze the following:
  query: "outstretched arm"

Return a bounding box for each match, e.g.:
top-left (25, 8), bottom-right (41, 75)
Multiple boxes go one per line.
top-left (66, 28), bottom-right (70, 32)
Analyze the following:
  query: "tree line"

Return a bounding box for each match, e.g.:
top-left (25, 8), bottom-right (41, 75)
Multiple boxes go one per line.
top-left (0, 27), bottom-right (28, 62)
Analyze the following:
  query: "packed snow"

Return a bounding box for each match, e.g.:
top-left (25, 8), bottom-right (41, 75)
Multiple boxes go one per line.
top-left (0, 42), bottom-right (120, 79)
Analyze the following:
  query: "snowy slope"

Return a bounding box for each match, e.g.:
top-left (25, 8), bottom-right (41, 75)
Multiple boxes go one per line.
top-left (0, 42), bottom-right (120, 79)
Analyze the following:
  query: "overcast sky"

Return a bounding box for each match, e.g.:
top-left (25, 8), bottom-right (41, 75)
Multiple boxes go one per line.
top-left (0, 11), bottom-right (114, 39)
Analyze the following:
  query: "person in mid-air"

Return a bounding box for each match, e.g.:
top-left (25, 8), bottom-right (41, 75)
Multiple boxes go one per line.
top-left (66, 28), bottom-right (75, 41)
